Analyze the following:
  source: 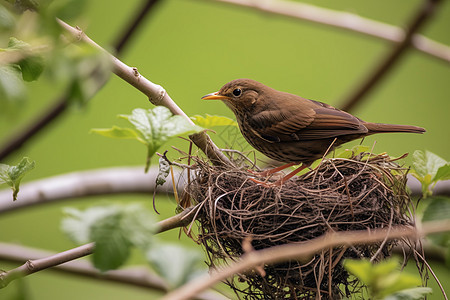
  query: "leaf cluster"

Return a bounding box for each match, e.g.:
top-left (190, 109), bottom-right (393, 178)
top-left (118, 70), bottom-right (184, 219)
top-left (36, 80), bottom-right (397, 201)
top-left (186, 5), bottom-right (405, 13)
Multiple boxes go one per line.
top-left (344, 258), bottom-right (431, 300)
top-left (61, 203), bottom-right (206, 288)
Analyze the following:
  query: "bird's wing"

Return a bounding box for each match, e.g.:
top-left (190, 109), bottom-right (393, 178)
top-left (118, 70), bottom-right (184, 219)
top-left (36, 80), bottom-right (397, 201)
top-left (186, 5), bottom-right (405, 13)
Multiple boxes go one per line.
top-left (249, 99), bottom-right (367, 142)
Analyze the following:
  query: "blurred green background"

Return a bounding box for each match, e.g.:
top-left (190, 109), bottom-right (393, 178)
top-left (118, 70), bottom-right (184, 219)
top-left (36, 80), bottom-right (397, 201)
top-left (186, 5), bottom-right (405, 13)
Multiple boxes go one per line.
top-left (0, 0), bottom-right (449, 299)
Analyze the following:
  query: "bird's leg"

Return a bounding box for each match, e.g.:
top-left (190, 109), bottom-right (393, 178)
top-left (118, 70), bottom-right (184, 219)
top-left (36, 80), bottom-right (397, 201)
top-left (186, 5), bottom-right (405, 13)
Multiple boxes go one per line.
top-left (248, 162), bottom-right (296, 177)
top-left (249, 163), bottom-right (310, 187)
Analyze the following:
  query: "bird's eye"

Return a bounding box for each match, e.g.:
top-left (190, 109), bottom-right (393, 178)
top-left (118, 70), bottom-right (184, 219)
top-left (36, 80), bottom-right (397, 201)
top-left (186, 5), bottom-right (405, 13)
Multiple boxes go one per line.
top-left (232, 88), bottom-right (242, 97)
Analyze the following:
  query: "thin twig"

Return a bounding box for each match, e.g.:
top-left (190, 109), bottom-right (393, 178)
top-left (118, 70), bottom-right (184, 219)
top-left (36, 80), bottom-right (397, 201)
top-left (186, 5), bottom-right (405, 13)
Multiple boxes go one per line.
top-left (0, 0), bottom-right (161, 161)
top-left (161, 220), bottom-right (450, 300)
top-left (0, 242), bottom-right (95, 288)
top-left (340, 0), bottom-right (443, 112)
top-left (205, 0), bottom-right (450, 63)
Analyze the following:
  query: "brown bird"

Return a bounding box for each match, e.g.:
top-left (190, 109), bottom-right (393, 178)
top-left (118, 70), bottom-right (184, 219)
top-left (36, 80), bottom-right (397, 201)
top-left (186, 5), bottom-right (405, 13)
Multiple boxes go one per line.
top-left (202, 79), bottom-right (425, 186)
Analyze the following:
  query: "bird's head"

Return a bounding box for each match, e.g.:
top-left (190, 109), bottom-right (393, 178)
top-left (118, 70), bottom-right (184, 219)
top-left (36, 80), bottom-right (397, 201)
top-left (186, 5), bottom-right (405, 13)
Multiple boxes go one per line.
top-left (201, 79), bottom-right (268, 114)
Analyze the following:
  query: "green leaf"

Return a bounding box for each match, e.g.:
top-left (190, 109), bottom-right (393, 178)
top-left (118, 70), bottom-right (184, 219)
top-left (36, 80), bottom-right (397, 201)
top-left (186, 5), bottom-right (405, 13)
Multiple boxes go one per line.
top-left (6, 37), bottom-right (45, 82)
top-left (97, 107), bottom-right (203, 171)
top-left (412, 150), bottom-right (446, 178)
top-left (343, 259), bottom-right (372, 284)
top-left (0, 65), bottom-right (26, 101)
top-left (191, 114), bottom-right (237, 128)
top-left (61, 204), bottom-right (156, 271)
top-left (90, 212), bottom-right (131, 272)
top-left (18, 55), bottom-right (45, 81)
top-left (344, 258), bottom-right (423, 299)
top-left (411, 150), bottom-right (449, 198)
top-left (0, 157), bottom-right (35, 201)
top-left (422, 197), bottom-right (450, 248)
top-left (384, 287), bottom-right (432, 300)
top-left (61, 206), bottom-right (119, 244)
top-left (146, 244), bottom-right (205, 288)
top-left (66, 46), bottom-right (112, 105)
top-left (433, 163), bottom-right (450, 182)
top-left (0, 6), bottom-right (16, 30)
top-left (90, 126), bottom-right (143, 142)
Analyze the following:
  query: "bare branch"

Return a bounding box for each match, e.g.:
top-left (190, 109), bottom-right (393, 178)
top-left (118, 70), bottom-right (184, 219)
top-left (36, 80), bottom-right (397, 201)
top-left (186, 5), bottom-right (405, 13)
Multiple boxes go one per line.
top-left (0, 243), bottom-right (227, 300)
top-left (161, 220), bottom-right (450, 300)
top-left (340, 0), bottom-right (443, 112)
top-left (0, 0), bottom-right (162, 161)
top-left (205, 0), bottom-right (450, 63)
top-left (0, 167), bottom-right (179, 214)
top-left (0, 242), bottom-right (95, 288)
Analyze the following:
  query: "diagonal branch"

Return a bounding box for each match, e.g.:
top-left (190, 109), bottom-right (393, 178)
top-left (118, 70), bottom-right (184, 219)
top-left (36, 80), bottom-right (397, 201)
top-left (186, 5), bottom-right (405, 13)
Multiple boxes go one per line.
top-left (0, 0), bottom-right (161, 162)
top-left (56, 19), bottom-right (233, 167)
top-left (340, 0), bottom-right (443, 112)
top-left (161, 220), bottom-right (450, 300)
top-left (205, 0), bottom-right (450, 63)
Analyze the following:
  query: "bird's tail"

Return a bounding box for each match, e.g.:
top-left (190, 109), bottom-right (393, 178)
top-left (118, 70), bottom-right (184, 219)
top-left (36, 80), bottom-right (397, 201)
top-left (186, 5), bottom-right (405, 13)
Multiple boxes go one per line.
top-left (364, 122), bottom-right (426, 134)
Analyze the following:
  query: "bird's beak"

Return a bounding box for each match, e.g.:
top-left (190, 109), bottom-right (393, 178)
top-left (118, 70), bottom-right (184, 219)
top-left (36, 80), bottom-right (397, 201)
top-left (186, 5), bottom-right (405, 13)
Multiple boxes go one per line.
top-left (201, 92), bottom-right (230, 100)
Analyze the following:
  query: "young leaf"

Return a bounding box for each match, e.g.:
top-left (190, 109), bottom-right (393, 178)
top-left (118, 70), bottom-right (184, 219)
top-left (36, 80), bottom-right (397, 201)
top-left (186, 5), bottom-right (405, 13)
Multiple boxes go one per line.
top-left (0, 65), bottom-right (26, 101)
top-left (422, 196), bottom-right (450, 262)
top-left (94, 107), bottom-right (203, 171)
top-left (384, 287), bottom-right (432, 300)
top-left (411, 150), bottom-right (449, 198)
top-left (7, 37), bottom-right (45, 82)
top-left (0, 157), bottom-right (35, 201)
top-left (191, 114), bottom-right (237, 128)
top-left (0, 5), bottom-right (16, 30)
top-left (90, 212), bottom-right (131, 272)
top-left (90, 126), bottom-right (142, 141)
top-left (146, 244), bottom-right (205, 288)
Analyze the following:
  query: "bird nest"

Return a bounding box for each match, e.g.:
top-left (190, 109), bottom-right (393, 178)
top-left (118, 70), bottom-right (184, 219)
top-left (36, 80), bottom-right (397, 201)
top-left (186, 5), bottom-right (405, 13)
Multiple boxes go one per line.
top-left (182, 151), bottom-right (417, 299)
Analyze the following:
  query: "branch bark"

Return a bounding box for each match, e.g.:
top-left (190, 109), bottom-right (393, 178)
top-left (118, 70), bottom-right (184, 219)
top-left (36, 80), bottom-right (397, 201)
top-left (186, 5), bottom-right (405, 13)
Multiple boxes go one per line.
top-left (0, 166), bottom-right (179, 214)
top-left (161, 220), bottom-right (450, 300)
top-left (205, 0), bottom-right (450, 63)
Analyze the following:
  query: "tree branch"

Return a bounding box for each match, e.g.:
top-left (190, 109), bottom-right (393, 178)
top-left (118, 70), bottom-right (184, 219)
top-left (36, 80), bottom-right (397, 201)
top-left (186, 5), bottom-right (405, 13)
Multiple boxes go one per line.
top-left (0, 0), bottom-right (161, 161)
top-left (0, 166), bottom-right (179, 214)
top-left (0, 243), bottom-right (227, 300)
top-left (340, 0), bottom-right (443, 112)
top-left (56, 19), bottom-right (233, 167)
top-left (205, 0), bottom-right (450, 63)
top-left (161, 220), bottom-right (450, 300)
